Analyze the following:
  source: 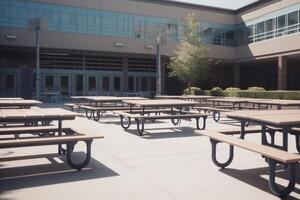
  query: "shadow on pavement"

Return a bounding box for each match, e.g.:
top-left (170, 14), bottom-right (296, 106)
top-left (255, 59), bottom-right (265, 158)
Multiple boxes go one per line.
top-left (221, 165), bottom-right (300, 200)
top-left (0, 152), bottom-right (118, 193)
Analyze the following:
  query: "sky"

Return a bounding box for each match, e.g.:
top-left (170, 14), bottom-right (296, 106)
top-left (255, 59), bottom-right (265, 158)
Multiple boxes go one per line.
top-left (166, 0), bottom-right (260, 10)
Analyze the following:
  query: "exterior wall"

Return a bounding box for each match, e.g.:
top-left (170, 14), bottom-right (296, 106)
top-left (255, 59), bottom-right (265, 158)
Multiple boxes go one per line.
top-left (236, 33), bottom-right (300, 60)
top-left (31, 0), bottom-right (235, 24)
top-left (236, 0), bottom-right (300, 24)
top-left (0, 27), bottom-right (236, 60)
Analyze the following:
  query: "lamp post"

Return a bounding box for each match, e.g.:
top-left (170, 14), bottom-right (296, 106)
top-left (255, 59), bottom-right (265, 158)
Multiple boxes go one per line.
top-left (156, 35), bottom-right (161, 96)
top-left (35, 20), bottom-right (41, 100)
top-left (29, 17), bottom-right (47, 100)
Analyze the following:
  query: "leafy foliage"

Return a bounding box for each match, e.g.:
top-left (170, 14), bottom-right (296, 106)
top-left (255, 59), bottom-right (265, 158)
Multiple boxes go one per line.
top-left (168, 13), bottom-right (213, 87)
top-left (210, 87), bottom-right (225, 96)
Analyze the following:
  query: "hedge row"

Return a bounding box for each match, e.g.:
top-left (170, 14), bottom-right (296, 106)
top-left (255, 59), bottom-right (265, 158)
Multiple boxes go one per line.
top-left (229, 90), bottom-right (300, 100)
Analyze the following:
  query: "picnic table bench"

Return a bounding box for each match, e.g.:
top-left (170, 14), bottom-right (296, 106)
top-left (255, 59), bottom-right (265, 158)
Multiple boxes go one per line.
top-left (198, 129), bottom-right (300, 197)
top-left (0, 126), bottom-right (103, 170)
top-left (0, 99), bottom-right (42, 109)
top-left (114, 110), bottom-right (207, 136)
top-left (114, 99), bottom-right (207, 136)
top-left (195, 106), bottom-right (233, 122)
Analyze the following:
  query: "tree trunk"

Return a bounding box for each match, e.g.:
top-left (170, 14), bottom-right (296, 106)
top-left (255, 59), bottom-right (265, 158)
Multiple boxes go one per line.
top-left (188, 81), bottom-right (191, 94)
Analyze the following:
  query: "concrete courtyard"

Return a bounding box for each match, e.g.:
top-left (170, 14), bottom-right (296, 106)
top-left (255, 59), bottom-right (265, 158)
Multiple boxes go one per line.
top-left (0, 105), bottom-right (300, 200)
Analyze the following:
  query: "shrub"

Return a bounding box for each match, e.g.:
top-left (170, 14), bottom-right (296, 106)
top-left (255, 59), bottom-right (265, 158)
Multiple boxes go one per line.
top-left (224, 87), bottom-right (241, 97)
top-left (183, 87), bottom-right (202, 95)
top-left (237, 90), bottom-right (300, 100)
top-left (246, 86), bottom-right (266, 92)
top-left (210, 87), bottom-right (225, 96)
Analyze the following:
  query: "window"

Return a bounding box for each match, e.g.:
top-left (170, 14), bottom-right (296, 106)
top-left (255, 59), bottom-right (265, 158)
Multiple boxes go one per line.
top-left (88, 76), bottom-right (96, 91)
top-left (61, 7), bottom-right (77, 32)
top-left (265, 19), bottom-right (275, 39)
top-left (277, 15), bottom-right (286, 36)
top-left (134, 16), bottom-right (145, 39)
top-left (247, 25), bottom-right (255, 43)
top-left (102, 11), bottom-right (117, 36)
top-left (102, 77), bottom-right (109, 91)
top-left (255, 21), bottom-right (265, 41)
top-left (5, 74), bottom-right (15, 90)
top-left (76, 75), bottom-right (83, 92)
top-left (77, 8), bottom-right (87, 33)
top-left (288, 11), bottom-right (298, 34)
top-left (113, 77), bottom-right (120, 91)
top-left (45, 75), bottom-right (54, 91)
top-left (87, 10), bottom-right (101, 34)
top-left (128, 76), bottom-right (134, 92)
top-left (141, 77), bottom-right (147, 91)
top-left (151, 77), bottom-right (156, 92)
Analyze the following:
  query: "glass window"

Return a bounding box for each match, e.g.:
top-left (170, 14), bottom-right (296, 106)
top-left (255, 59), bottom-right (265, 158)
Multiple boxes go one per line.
top-left (224, 29), bottom-right (235, 46)
top-left (118, 13), bottom-right (129, 37)
top-left (141, 77), bottom-right (147, 91)
top-left (5, 74), bottom-right (15, 90)
top-left (102, 77), bottom-right (109, 91)
top-left (45, 75), bottom-right (54, 90)
top-left (212, 25), bottom-right (223, 45)
top-left (265, 18), bottom-right (275, 39)
top-left (128, 76), bottom-right (134, 92)
top-left (134, 16), bottom-right (145, 39)
top-left (61, 7), bottom-right (77, 32)
top-left (255, 21), bottom-right (264, 41)
top-left (151, 77), bottom-right (156, 92)
top-left (288, 11), bottom-right (298, 34)
top-left (113, 77), bottom-right (120, 91)
top-left (76, 75), bottom-right (83, 92)
top-left (199, 23), bottom-right (213, 44)
top-left (102, 11), bottom-right (117, 36)
top-left (277, 15), bottom-right (286, 36)
top-left (87, 10), bottom-right (101, 34)
top-left (88, 76), bottom-right (96, 91)
top-left (77, 8), bottom-right (87, 33)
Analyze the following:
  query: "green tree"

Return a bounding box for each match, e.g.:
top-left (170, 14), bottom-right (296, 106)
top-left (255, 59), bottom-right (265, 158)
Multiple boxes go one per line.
top-left (168, 13), bottom-right (214, 93)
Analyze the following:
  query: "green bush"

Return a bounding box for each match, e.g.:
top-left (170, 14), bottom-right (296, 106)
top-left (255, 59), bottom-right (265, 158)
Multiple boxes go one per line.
top-left (236, 90), bottom-right (300, 100)
top-left (183, 87), bottom-right (202, 95)
top-left (224, 87), bottom-right (241, 97)
top-left (210, 87), bottom-right (225, 96)
top-left (246, 86), bottom-right (266, 92)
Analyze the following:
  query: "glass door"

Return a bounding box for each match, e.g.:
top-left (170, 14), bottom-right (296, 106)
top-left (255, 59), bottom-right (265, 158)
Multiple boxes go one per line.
top-left (75, 75), bottom-right (83, 96)
top-left (60, 75), bottom-right (70, 97)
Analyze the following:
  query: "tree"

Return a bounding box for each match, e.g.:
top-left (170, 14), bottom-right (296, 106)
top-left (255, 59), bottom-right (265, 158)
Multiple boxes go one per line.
top-left (168, 13), bottom-right (214, 93)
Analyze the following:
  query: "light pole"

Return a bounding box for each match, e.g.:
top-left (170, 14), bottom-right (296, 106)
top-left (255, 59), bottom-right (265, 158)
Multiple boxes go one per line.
top-left (29, 17), bottom-right (46, 100)
top-left (35, 20), bottom-right (41, 100)
top-left (156, 35), bottom-right (161, 96)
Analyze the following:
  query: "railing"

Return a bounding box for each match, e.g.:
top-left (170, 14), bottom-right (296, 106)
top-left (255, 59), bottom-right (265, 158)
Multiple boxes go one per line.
top-left (248, 23), bottom-right (300, 43)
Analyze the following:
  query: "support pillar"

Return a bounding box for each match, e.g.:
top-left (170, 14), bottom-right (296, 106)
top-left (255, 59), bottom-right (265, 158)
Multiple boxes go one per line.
top-left (122, 56), bottom-right (128, 93)
top-left (278, 56), bottom-right (287, 90)
top-left (233, 63), bottom-right (240, 87)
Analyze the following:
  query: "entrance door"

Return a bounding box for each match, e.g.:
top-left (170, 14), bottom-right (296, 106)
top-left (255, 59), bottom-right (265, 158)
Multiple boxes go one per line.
top-left (75, 75), bottom-right (83, 96)
top-left (60, 75), bottom-right (70, 97)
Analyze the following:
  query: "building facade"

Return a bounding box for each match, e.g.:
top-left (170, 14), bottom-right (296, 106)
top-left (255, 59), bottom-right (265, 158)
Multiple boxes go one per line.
top-left (0, 0), bottom-right (300, 98)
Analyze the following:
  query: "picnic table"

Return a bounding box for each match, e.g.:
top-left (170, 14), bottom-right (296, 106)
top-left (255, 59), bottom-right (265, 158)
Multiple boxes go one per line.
top-left (116, 99), bottom-right (207, 135)
top-left (248, 99), bottom-right (300, 110)
top-left (207, 98), bottom-right (249, 110)
top-left (0, 97), bottom-right (23, 100)
top-left (226, 109), bottom-right (300, 151)
top-left (0, 99), bottom-right (42, 108)
top-left (0, 108), bottom-right (102, 169)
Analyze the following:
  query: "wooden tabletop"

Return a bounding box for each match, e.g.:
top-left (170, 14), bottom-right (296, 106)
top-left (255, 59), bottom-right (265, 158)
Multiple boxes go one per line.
top-left (0, 99), bottom-right (42, 107)
top-left (0, 97), bottom-right (23, 100)
top-left (155, 95), bottom-right (214, 100)
top-left (123, 99), bottom-right (199, 107)
top-left (71, 96), bottom-right (146, 102)
top-left (248, 99), bottom-right (300, 106)
top-left (0, 108), bottom-right (79, 121)
top-left (207, 98), bottom-right (249, 103)
top-left (227, 109), bottom-right (300, 127)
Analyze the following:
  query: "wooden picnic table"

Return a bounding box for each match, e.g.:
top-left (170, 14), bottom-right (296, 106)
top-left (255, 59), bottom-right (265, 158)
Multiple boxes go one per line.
top-left (0, 107), bottom-right (80, 154)
top-left (247, 99), bottom-right (300, 110)
top-left (117, 99), bottom-right (207, 135)
top-left (0, 99), bottom-right (42, 108)
top-left (123, 99), bottom-right (199, 113)
top-left (71, 96), bottom-right (146, 107)
top-left (207, 98), bottom-right (249, 110)
top-left (226, 109), bottom-right (300, 152)
top-left (0, 97), bottom-right (23, 100)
